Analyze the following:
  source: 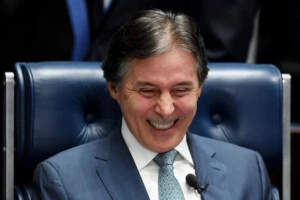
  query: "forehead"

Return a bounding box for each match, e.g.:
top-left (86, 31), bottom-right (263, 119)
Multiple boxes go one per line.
top-left (126, 48), bottom-right (197, 78)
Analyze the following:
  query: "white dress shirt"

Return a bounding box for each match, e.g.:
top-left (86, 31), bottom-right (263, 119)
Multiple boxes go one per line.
top-left (121, 118), bottom-right (201, 200)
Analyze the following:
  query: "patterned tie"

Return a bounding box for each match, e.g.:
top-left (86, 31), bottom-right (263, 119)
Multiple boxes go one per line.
top-left (154, 149), bottom-right (184, 200)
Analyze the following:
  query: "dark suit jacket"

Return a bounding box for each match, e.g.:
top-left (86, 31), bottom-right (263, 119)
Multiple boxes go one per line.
top-left (87, 0), bottom-right (261, 62)
top-left (157, 0), bottom-right (260, 62)
top-left (32, 127), bottom-right (278, 200)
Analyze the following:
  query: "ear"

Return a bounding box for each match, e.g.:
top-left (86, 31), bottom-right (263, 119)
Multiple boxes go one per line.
top-left (107, 82), bottom-right (119, 101)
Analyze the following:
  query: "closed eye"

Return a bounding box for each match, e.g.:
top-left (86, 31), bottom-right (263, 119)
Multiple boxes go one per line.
top-left (172, 87), bottom-right (190, 96)
top-left (140, 88), bottom-right (157, 97)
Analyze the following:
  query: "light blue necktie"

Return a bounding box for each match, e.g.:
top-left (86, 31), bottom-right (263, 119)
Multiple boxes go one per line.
top-left (154, 149), bottom-right (184, 200)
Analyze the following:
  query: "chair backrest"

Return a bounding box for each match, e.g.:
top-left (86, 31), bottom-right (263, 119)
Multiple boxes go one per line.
top-left (2, 61), bottom-right (291, 200)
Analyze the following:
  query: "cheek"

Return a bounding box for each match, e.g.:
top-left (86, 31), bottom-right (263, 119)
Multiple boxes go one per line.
top-left (120, 94), bottom-right (153, 117)
top-left (176, 96), bottom-right (199, 115)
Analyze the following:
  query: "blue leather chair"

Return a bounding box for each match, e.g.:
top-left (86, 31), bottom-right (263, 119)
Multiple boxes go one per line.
top-left (2, 61), bottom-right (291, 200)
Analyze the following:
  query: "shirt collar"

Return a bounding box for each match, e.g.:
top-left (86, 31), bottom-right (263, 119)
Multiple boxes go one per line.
top-left (121, 118), bottom-right (194, 171)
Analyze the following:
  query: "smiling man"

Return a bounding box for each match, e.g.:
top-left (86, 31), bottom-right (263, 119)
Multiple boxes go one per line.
top-left (107, 48), bottom-right (201, 153)
top-left (32, 9), bottom-right (278, 200)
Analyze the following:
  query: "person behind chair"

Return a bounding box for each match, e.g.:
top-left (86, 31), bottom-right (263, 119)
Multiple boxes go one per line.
top-left (32, 9), bottom-right (278, 200)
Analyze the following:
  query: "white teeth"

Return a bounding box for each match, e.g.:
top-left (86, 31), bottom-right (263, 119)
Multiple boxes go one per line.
top-left (149, 121), bottom-right (174, 130)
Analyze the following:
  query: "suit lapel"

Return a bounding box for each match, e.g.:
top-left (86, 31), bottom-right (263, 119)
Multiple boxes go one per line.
top-left (95, 127), bottom-right (150, 200)
top-left (187, 133), bottom-right (232, 199)
top-left (94, 128), bottom-right (232, 199)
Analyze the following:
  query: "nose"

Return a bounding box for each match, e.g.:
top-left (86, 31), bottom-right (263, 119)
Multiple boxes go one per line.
top-left (155, 92), bottom-right (175, 117)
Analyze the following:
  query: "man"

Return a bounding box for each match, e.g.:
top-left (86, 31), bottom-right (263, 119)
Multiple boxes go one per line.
top-left (32, 9), bottom-right (277, 199)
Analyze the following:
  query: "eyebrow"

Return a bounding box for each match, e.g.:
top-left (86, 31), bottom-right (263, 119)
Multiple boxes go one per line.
top-left (135, 81), bottom-right (194, 87)
top-left (175, 81), bottom-right (194, 86)
top-left (135, 82), bottom-right (156, 87)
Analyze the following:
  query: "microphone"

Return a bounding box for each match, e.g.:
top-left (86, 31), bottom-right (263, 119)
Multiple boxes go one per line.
top-left (186, 174), bottom-right (210, 198)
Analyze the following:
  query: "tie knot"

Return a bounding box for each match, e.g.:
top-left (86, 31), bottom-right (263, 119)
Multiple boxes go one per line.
top-left (154, 149), bottom-right (178, 167)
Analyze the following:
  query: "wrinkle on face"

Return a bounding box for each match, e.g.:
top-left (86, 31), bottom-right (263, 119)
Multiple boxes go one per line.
top-left (110, 47), bottom-right (201, 152)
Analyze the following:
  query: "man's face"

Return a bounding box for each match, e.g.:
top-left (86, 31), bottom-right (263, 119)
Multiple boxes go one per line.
top-left (108, 48), bottom-right (202, 153)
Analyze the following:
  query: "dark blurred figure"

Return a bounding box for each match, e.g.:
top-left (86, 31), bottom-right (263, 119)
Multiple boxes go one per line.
top-left (88, 0), bottom-right (260, 62)
top-left (85, 0), bottom-right (168, 60)
top-left (0, 0), bottom-right (72, 70)
top-left (0, 0), bottom-right (165, 69)
top-left (0, 0), bottom-right (262, 95)
top-left (180, 0), bottom-right (260, 62)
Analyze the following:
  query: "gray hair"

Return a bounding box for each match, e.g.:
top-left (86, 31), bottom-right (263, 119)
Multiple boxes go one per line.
top-left (102, 9), bottom-right (209, 85)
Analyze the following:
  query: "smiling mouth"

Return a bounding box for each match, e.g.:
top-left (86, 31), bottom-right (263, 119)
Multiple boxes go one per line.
top-left (148, 120), bottom-right (177, 130)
